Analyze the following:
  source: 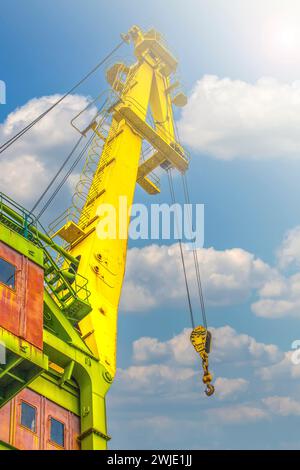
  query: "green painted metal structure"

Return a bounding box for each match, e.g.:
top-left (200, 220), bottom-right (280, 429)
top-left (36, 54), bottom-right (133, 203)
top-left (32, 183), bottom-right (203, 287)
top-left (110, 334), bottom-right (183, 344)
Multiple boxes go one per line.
top-left (0, 193), bottom-right (112, 449)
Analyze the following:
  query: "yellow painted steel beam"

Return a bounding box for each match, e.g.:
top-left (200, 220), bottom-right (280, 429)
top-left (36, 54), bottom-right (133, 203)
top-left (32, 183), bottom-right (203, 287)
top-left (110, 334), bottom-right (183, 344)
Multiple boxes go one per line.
top-left (66, 27), bottom-right (188, 381)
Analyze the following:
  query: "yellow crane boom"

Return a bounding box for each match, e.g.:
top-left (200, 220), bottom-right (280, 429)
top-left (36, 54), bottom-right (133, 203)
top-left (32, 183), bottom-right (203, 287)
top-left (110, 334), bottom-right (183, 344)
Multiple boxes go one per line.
top-left (55, 25), bottom-right (189, 378)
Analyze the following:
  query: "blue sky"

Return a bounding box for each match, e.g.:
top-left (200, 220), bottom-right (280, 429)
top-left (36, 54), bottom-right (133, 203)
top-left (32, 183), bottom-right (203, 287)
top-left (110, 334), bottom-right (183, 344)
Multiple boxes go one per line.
top-left (3, 0), bottom-right (300, 450)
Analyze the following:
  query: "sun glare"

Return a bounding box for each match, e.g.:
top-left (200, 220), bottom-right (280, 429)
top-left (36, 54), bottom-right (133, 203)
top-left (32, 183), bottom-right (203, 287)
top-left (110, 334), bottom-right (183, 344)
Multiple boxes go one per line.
top-left (264, 16), bottom-right (300, 63)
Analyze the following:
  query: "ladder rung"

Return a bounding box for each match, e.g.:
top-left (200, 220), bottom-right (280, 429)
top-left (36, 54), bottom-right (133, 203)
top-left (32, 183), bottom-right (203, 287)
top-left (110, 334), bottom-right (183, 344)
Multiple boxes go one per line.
top-left (60, 292), bottom-right (73, 302)
top-left (54, 283), bottom-right (68, 294)
top-left (48, 274), bottom-right (60, 285)
top-left (44, 265), bottom-right (55, 276)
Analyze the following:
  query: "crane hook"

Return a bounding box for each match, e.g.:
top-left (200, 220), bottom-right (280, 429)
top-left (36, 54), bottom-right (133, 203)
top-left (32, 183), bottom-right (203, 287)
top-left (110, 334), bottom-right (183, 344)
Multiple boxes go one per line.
top-left (190, 325), bottom-right (215, 397)
top-left (205, 384), bottom-right (215, 396)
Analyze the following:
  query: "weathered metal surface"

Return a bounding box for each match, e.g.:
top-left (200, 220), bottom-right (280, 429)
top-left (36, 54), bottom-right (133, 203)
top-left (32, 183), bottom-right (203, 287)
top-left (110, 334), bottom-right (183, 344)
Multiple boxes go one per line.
top-left (14, 388), bottom-right (41, 450)
top-left (24, 257), bottom-right (44, 349)
top-left (0, 222), bottom-right (44, 268)
top-left (44, 394), bottom-right (80, 450)
top-left (0, 399), bottom-right (11, 444)
top-left (0, 241), bottom-right (43, 349)
top-left (0, 389), bottom-right (80, 450)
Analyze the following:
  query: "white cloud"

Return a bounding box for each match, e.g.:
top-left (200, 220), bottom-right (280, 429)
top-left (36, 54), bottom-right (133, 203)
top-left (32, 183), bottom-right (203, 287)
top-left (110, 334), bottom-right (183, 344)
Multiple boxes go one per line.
top-left (133, 336), bottom-right (171, 363)
top-left (133, 326), bottom-right (281, 369)
top-left (121, 244), bottom-right (276, 313)
top-left (252, 273), bottom-right (300, 318)
top-left (121, 282), bottom-right (156, 312)
top-left (257, 351), bottom-right (300, 382)
top-left (258, 279), bottom-right (286, 298)
top-left (250, 226), bottom-right (300, 318)
top-left (0, 94), bottom-right (94, 204)
top-left (121, 227), bottom-right (300, 321)
top-left (0, 155), bottom-right (48, 201)
top-left (110, 326), bottom-right (282, 414)
top-left (132, 329), bottom-right (195, 367)
top-left (117, 364), bottom-right (196, 394)
top-left (115, 330), bottom-right (200, 401)
top-left (108, 323), bottom-right (300, 447)
top-left (207, 404), bottom-right (268, 424)
top-left (211, 326), bottom-right (282, 366)
top-left (178, 75), bottom-right (300, 160)
top-left (277, 226), bottom-right (300, 269)
top-left (263, 396), bottom-right (300, 416)
top-left (214, 377), bottom-right (249, 400)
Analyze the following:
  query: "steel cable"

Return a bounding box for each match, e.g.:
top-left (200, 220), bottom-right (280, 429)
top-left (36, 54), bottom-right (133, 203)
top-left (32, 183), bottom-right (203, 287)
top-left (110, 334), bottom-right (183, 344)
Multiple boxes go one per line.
top-left (167, 168), bottom-right (195, 329)
top-left (31, 135), bottom-right (84, 213)
top-left (0, 40), bottom-right (126, 155)
top-left (182, 173), bottom-right (207, 329)
top-left (35, 133), bottom-right (94, 221)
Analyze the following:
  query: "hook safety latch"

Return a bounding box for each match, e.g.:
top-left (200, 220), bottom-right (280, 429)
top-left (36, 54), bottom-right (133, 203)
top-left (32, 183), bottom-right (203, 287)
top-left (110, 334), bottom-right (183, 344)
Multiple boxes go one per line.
top-left (190, 325), bottom-right (215, 397)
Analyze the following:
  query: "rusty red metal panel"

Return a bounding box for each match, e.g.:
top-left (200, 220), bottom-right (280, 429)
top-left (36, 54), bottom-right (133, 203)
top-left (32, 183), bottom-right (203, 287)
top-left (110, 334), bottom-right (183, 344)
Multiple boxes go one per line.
top-left (0, 242), bottom-right (43, 349)
top-left (13, 389), bottom-right (41, 450)
top-left (0, 242), bottom-right (22, 339)
top-left (23, 258), bottom-right (44, 349)
top-left (44, 399), bottom-right (81, 450)
top-left (0, 400), bottom-right (11, 444)
top-left (70, 411), bottom-right (81, 450)
top-left (44, 396), bottom-right (69, 450)
top-left (1, 389), bottom-right (81, 450)
top-left (42, 396), bottom-right (80, 450)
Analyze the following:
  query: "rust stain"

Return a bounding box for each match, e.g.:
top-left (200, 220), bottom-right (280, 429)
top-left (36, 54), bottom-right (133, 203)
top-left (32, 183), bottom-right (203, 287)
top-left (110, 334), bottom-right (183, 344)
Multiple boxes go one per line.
top-left (0, 400), bottom-right (11, 443)
top-left (0, 389), bottom-right (81, 450)
top-left (0, 243), bottom-right (80, 450)
top-left (0, 242), bottom-right (43, 349)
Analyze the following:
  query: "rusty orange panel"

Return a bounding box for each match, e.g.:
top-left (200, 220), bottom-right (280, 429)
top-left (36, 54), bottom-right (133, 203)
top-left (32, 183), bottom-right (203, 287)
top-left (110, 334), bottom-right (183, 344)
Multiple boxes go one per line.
top-left (70, 411), bottom-right (81, 450)
top-left (0, 400), bottom-right (11, 444)
top-left (13, 389), bottom-right (42, 450)
top-left (1, 389), bottom-right (81, 450)
top-left (43, 391), bottom-right (81, 450)
top-left (0, 242), bottom-right (22, 339)
top-left (43, 396), bottom-right (81, 450)
top-left (44, 396), bottom-right (69, 450)
top-left (23, 258), bottom-right (44, 349)
top-left (0, 241), bottom-right (43, 349)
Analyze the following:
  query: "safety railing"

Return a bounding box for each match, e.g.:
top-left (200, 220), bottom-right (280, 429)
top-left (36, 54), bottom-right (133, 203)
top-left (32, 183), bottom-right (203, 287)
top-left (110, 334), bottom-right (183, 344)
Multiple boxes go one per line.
top-left (43, 245), bottom-right (91, 319)
top-left (139, 142), bottom-right (161, 188)
top-left (48, 207), bottom-right (83, 238)
top-left (0, 192), bottom-right (39, 243)
top-left (0, 192), bottom-right (91, 322)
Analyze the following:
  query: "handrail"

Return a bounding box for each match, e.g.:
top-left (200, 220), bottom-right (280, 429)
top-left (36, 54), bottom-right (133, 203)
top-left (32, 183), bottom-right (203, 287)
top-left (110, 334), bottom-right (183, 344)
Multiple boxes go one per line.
top-left (70, 89), bottom-right (119, 136)
top-left (0, 192), bottom-right (92, 315)
top-left (0, 193), bottom-right (79, 266)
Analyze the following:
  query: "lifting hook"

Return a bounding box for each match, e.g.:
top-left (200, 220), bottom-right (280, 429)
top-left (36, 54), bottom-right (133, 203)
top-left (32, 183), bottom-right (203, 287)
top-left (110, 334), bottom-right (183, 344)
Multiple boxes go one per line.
top-left (190, 325), bottom-right (215, 397)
